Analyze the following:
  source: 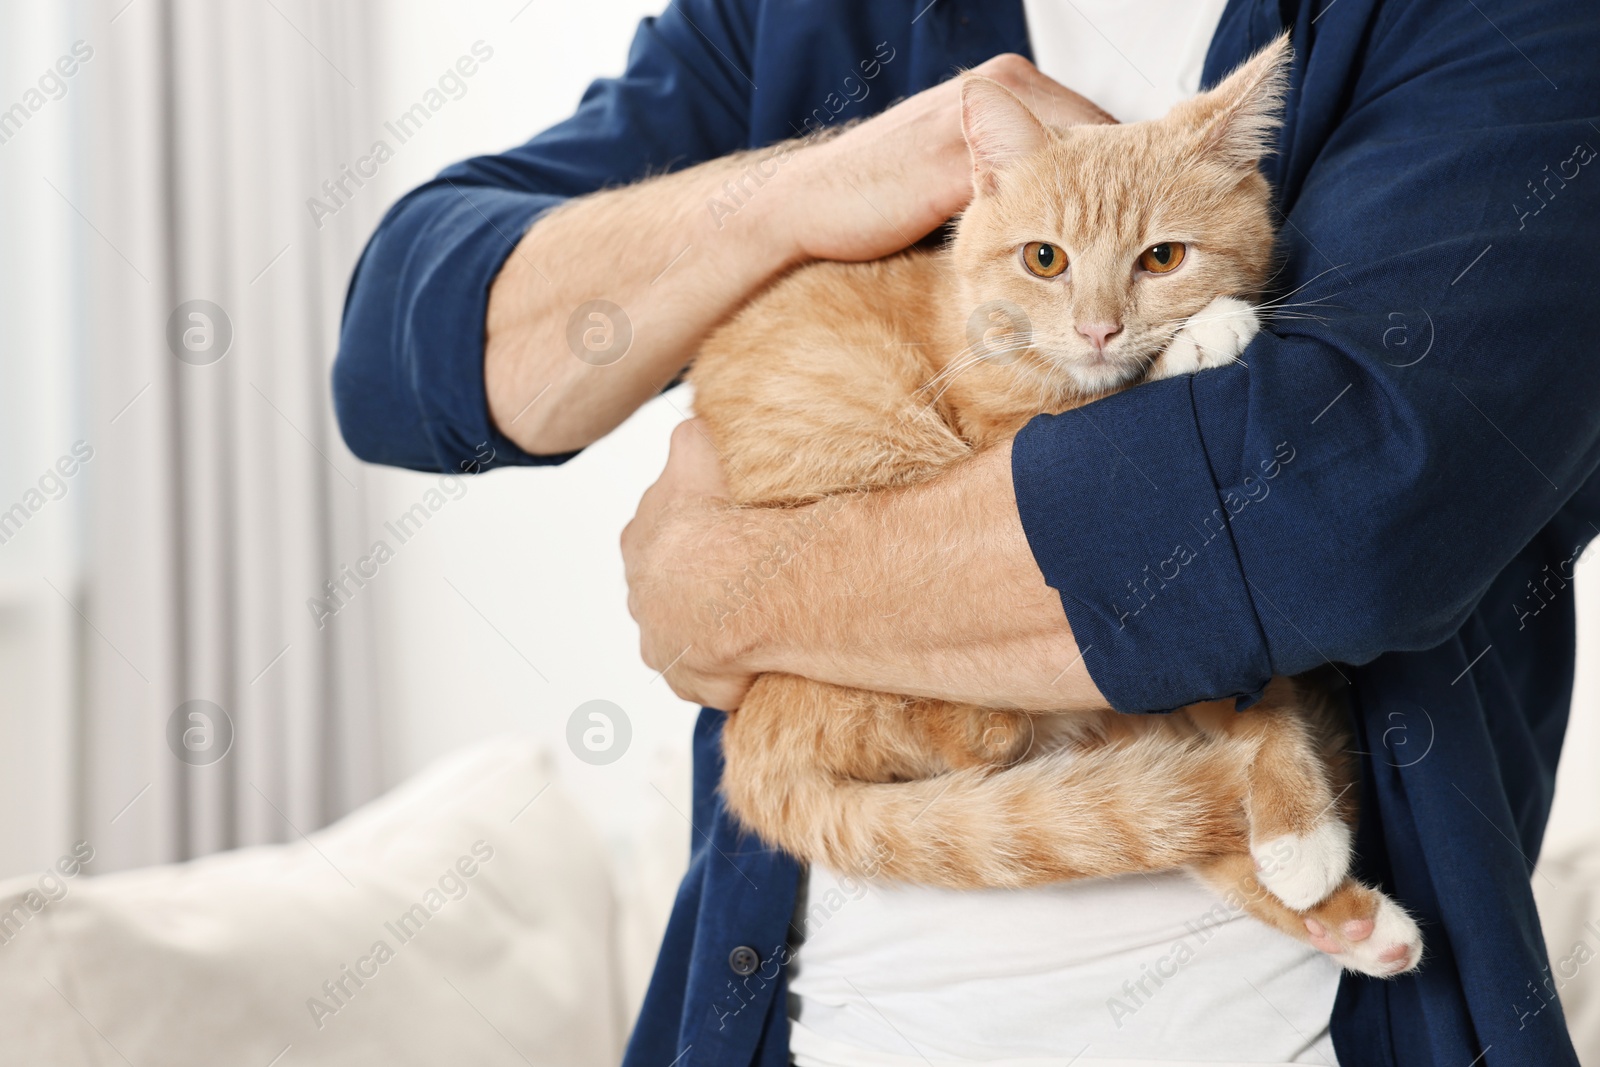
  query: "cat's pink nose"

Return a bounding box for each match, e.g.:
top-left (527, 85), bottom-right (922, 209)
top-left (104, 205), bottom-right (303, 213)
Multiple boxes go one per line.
top-left (1076, 321), bottom-right (1122, 352)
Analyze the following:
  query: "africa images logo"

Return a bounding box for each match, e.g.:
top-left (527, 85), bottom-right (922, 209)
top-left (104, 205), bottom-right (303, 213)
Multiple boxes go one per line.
top-left (166, 700), bottom-right (234, 766)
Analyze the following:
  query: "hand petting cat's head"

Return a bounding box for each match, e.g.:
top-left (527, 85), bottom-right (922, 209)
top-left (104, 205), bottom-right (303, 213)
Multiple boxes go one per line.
top-left (951, 35), bottom-right (1291, 395)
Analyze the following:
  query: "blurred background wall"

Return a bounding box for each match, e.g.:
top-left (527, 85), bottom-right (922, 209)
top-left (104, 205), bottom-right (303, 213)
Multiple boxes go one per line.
top-left (0, 0), bottom-right (1597, 1037)
top-left (0, 0), bottom-right (695, 894)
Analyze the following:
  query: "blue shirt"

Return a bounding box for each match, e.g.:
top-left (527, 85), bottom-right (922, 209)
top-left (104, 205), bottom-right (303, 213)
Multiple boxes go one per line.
top-left (334, 1), bottom-right (1599, 1063)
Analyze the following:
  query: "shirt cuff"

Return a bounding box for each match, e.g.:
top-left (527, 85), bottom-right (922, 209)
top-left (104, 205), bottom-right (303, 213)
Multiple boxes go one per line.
top-left (337, 182), bottom-right (577, 474)
top-left (1010, 371), bottom-right (1273, 713)
top-left (406, 183), bottom-right (579, 474)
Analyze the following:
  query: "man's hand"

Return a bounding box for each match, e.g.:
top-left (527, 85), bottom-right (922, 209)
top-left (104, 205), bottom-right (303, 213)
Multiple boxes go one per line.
top-left (769, 53), bottom-right (1115, 264)
top-left (622, 420), bottom-right (757, 710)
top-left (624, 421), bottom-right (1111, 715)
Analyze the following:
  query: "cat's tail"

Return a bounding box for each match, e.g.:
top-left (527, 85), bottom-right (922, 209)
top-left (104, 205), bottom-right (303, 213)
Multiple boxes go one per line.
top-left (722, 700), bottom-right (1253, 890)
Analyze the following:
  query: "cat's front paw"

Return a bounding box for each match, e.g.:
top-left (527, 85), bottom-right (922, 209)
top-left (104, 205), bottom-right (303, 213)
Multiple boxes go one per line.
top-left (1252, 820), bottom-right (1351, 911)
top-left (1149, 296), bottom-right (1259, 380)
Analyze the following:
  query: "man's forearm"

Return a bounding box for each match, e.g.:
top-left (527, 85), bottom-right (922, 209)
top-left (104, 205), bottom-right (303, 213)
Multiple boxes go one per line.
top-left (626, 423), bottom-right (1107, 711)
top-left (487, 54), bottom-right (1115, 458)
top-left (718, 443), bottom-right (1107, 711)
top-left (485, 152), bottom-right (801, 456)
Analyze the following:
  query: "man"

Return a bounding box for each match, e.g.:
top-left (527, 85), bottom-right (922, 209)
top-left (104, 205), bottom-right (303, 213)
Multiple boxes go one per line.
top-left (334, 1), bottom-right (1598, 1063)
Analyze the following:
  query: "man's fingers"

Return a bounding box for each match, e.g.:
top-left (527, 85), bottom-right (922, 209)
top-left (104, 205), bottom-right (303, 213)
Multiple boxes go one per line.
top-left (663, 672), bottom-right (747, 712)
top-left (972, 52), bottom-right (1038, 86)
top-left (665, 418), bottom-right (733, 498)
top-left (973, 52), bottom-right (1115, 127)
top-left (621, 420), bottom-right (751, 708)
top-left (669, 417), bottom-right (704, 454)
top-left (637, 624), bottom-right (748, 708)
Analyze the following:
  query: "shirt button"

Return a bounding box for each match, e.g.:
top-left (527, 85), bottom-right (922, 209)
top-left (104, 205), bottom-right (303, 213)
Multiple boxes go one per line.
top-left (728, 945), bottom-right (760, 976)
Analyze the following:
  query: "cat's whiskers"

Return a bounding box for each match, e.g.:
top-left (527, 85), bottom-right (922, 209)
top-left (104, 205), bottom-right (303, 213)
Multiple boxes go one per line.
top-left (1032, 358), bottom-right (1062, 414)
top-left (918, 335), bottom-right (1035, 395)
top-left (1263, 313), bottom-right (1333, 326)
top-left (1258, 253), bottom-right (1296, 291)
top-left (922, 342), bottom-right (1038, 407)
top-left (1252, 263), bottom-right (1349, 312)
top-left (1255, 298), bottom-right (1341, 318)
top-left (918, 350), bottom-right (993, 396)
top-left (1256, 294), bottom-right (1341, 311)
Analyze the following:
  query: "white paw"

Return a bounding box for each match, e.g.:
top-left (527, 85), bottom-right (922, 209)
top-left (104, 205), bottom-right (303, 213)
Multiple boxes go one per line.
top-left (1253, 821), bottom-right (1351, 910)
top-left (1150, 296), bottom-right (1259, 380)
top-left (1319, 896), bottom-right (1424, 978)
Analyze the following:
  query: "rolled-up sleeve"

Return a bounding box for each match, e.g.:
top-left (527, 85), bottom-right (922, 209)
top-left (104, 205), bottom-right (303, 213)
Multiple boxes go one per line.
top-left (1013, 0), bottom-right (1600, 713)
top-left (334, 0), bottom-right (757, 473)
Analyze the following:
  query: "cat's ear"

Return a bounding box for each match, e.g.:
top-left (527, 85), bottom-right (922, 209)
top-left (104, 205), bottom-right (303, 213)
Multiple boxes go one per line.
top-left (961, 75), bottom-right (1049, 194)
top-left (1178, 33), bottom-right (1292, 169)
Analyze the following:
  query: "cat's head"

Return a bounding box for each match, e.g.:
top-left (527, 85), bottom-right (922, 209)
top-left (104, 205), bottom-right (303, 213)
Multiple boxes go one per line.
top-left (949, 36), bottom-right (1290, 396)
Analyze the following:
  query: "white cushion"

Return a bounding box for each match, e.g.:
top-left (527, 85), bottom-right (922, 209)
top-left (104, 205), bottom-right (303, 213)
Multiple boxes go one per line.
top-left (0, 738), bottom-right (624, 1066)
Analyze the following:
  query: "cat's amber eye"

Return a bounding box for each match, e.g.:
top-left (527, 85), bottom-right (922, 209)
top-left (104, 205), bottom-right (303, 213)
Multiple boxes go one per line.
top-left (1021, 242), bottom-right (1068, 278)
top-left (1139, 242), bottom-right (1187, 274)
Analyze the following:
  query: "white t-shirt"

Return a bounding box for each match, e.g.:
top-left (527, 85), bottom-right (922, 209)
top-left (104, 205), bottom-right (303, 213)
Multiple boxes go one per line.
top-left (788, 867), bottom-right (1338, 1066)
top-left (1023, 0), bottom-right (1230, 123)
top-left (788, 5), bottom-right (1343, 1065)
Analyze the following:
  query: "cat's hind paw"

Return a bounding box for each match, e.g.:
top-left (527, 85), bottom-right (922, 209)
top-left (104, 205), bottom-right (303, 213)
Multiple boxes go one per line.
top-left (1252, 820), bottom-right (1351, 911)
top-left (1149, 296), bottom-right (1259, 380)
top-left (1306, 893), bottom-right (1423, 978)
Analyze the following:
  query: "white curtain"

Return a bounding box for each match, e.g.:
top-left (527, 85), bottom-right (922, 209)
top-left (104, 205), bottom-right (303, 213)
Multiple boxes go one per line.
top-left (78, 0), bottom-right (387, 871)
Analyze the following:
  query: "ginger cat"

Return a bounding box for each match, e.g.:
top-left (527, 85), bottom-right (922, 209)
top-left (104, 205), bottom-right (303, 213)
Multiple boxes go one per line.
top-left (690, 38), bottom-right (1421, 977)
